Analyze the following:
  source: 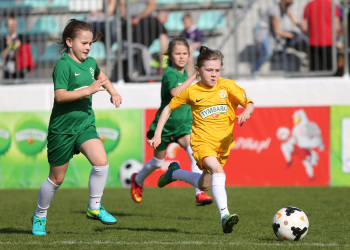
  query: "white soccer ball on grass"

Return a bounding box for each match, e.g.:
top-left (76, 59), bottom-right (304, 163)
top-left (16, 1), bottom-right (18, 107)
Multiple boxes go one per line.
top-left (272, 206), bottom-right (309, 241)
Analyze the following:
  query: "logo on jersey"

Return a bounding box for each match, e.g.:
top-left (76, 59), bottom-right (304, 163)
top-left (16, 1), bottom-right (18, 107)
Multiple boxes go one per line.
top-left (200, 105), bottom-right (227, 119)
top-left (219, 89), bottom-right (227, 101)
top-left (74, 73), bottom-right (81, 76)
top-left (243, 91), bottom-right (248, 100)
top-left (90, 67), bottom-right (94, 79)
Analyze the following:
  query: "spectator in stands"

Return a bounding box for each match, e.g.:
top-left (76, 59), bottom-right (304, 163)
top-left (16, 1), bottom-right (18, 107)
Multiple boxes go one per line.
top-left (1, 15), bottom-right (34, 80)
top-left (252, 0), bottom-right (307, 77)
top-left (88, 0), bottom-right (117, 44)
top-left (181, 12), bottom-right (204, 74)
top-left (302, 0), bottom-right (340, 72)
top-left (120, 0), bottom-right (168, 74)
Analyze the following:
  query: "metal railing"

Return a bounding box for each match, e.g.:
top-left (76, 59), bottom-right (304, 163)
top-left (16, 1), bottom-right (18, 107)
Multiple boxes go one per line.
top-left (0, 0), bottom-right (347, 84)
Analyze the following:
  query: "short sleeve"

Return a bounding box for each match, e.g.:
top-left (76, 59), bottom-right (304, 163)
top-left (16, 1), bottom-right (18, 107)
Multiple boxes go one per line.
top-left (163, 71), bottom-right (179, 94)
top-left (169, 87), bottom-right (189, 110)
top-left (228, 80), bottom-right (253, 108)
top-left (52, 60), bottom-right (70, 90)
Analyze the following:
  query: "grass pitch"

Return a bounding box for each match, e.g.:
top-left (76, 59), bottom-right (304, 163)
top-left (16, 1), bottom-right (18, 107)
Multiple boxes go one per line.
top-left (0, 187), bottom-right (349, 249)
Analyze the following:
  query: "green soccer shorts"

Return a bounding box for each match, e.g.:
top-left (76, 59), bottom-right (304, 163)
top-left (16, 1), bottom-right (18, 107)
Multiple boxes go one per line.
top-left (147, 123), bottom-right (192, 151)
top-left (47, 125), bottom-right (100, 166)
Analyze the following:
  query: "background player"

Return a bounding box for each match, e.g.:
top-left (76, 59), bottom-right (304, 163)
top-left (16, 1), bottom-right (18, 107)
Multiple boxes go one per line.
top-left (31, 19), bottom-right (122, 235)
top-left (131, 38), bottom-right (213, 206)
top-left (148, 46), bottom-right (254, 233)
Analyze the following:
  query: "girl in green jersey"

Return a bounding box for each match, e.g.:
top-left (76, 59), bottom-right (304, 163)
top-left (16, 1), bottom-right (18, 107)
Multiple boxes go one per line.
top-left (131, 38), bottom-right (213, 206)
top-left (31, 19), bottom-right (122, 235)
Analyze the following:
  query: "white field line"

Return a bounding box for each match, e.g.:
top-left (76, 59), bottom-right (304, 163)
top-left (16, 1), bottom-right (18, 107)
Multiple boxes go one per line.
top-left (0, 241), bottom-right (348, 247)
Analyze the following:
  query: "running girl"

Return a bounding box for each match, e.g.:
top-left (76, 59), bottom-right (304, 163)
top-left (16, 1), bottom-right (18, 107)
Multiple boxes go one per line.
top-left (31, 19), bottom-right (122, 235)
top-left (148, 46), bottom-right (254, 234)
top-left (131, 38), bottom-right (213, 206)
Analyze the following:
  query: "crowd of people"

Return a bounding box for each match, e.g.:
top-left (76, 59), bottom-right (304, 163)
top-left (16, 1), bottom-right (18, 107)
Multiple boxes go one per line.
top-left (252, 0), bottom-right (342, 77)
top-left (0, 0), bottom-right (346, 82)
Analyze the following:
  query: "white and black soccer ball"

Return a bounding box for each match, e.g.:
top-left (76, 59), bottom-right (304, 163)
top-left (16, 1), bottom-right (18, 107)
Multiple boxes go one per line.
top-left (118, 159), bottom-right (143, 188)
top-left (272, 206), bottom-right (309, 241)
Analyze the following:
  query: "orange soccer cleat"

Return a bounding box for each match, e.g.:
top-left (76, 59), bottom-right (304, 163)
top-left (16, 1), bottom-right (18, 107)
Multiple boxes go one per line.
top-left (131, 173), bottom-right (143, 203)
top-left (196, 192), bottom-right (213, 206)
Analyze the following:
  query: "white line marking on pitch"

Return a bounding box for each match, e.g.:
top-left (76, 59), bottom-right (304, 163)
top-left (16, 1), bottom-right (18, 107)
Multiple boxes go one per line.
top-left (0, 241), bottom-right (347, 247)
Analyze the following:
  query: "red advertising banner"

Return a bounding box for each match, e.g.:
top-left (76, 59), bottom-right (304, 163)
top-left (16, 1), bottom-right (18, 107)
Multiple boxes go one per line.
top-left (144, 107), bottom-right (330, 187)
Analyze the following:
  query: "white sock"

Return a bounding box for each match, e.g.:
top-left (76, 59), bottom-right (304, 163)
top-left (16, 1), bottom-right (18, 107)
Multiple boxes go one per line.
top-left (135, 157), bottom-right (164, 186)
top-left (186, 145), bottom-right (202, 195)
top-left (172, 169), bottom-right (200, 189)
top-left (212, 173), bottom-right (229, 219)
top-left (35, 177), bottom-right (60, 218)
top-left (88, 164), bottom-right (109, 210)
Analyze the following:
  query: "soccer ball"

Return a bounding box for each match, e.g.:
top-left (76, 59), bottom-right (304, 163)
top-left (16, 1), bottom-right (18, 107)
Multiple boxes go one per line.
top-left (118, 159), bottom-right (143, 188)
top-left (272, 206), bottom-right (309, 241)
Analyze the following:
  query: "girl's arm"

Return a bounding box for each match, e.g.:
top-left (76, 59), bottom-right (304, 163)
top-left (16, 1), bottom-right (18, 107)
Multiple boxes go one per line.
top-left (236, 102), bottom-right (254, 126)
top-left (170, 71), bottom-right (197, 97)
top-left (97, 70), bottom-right (122, 108)
top-left (148, 105), bottom-right (173, 149)
top-left (54, 78), bottom-right (107, 104)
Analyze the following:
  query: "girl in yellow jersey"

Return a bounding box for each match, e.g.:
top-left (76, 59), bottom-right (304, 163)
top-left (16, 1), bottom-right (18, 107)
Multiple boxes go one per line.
top-left (148, 46), bottom-right (254, 234)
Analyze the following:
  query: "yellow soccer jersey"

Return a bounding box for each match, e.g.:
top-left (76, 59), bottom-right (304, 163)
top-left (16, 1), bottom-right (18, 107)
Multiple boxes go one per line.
top-left (169, 77), bottom-right (253, 152)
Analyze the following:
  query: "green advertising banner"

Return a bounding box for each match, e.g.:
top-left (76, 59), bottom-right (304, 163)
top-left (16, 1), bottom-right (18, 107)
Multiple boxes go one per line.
top-left (331, 105), bottom-right (350, 186)
top-left (0, 109), bottom-right (143, 189)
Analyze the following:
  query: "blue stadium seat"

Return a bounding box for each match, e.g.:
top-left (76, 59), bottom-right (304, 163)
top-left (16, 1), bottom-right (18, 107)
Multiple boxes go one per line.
top-left (179, 0), bottom-right (211, 4)
top-left (69, 15), bottom-right (87, 21)
top-left (23, 0), bottom-right (47, 9)
top-left (197, 11), bottom-right (226, 32)
top-left (212, 0), bottom-right (234, 2)
top-left (47, 0), bottom-right (70, 9)
top-left (0, 1), bottom-right (31, 10)
top-left (29, 16), bottom-right (60, 35)
top-left (38, 44), bottom-right (61, 63)
top-left (0, 17), bottom-right (27, 36)
top-left (149, 39), bottom-right (161, 55)
top-left (164, 12), bottom-right (184, 33)
top-left (89, 41), bottom-right (106, 60)
top-left (156, 0), bottom-right (178, 6)
top-left (0, 1), bottom-right (16, 9)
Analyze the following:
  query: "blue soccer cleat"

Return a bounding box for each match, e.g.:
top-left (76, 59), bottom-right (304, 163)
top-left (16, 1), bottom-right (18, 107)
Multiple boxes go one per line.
top-left (158, 162), bottom-right (180, 188)
top-left (221, 214), bottom-right (239, 234)
top-left (31, 215), bottom-right (47, 236)
top-left (86, 205), bottom-right (117, 225)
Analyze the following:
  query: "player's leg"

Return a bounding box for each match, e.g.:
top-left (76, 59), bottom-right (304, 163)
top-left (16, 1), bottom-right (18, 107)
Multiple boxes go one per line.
top-left (177, 134), bottom-right (213, 206)
top-left (32, 132), bottom-right (76, 235)
top-left (78, 137), bottom-right (116, 225)
top-left (204, 156), bottom-right (238, 234)
top-left (131, 149), bottom-right (166, 203)
top-left (158, 144), bottom-right (210, 188)
top-left (32, 162), bottom-right (69, 236)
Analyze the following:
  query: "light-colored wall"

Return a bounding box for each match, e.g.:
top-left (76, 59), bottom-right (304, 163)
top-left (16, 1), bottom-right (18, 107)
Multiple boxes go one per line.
top-left (1, 77), bottom-right (350, 112)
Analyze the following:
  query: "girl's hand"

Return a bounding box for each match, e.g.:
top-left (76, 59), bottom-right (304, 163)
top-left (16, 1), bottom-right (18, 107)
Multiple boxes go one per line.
top-left (110, 93), bottom-right (122, 108)
top-left (89, 78), bottom-right (107, 94)
top-left (147, 135), bottom-right (161, 149)
top-left (236, 111), bottom-right (251, 127)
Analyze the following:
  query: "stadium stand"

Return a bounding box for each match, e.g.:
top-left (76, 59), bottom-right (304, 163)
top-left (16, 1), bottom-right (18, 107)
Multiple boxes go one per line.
top-left (0, 0), bottom-right (346, 83)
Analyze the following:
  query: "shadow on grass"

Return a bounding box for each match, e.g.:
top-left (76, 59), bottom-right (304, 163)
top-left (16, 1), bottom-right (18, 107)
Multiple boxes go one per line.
top-left (72, 210), bottom-right (196, 221)
top-left (94, 227), bottom-right (179, 233)
top-left (72, 210), bottom-right (134, 217)
top-left (0, 227), bottom-right (32, 234)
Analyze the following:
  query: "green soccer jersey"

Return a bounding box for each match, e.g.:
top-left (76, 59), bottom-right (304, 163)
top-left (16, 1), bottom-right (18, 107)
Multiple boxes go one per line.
top-left (150, 66), bottom-right (192, 132)
top-left (49, 53), bottom-right (100, 134)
